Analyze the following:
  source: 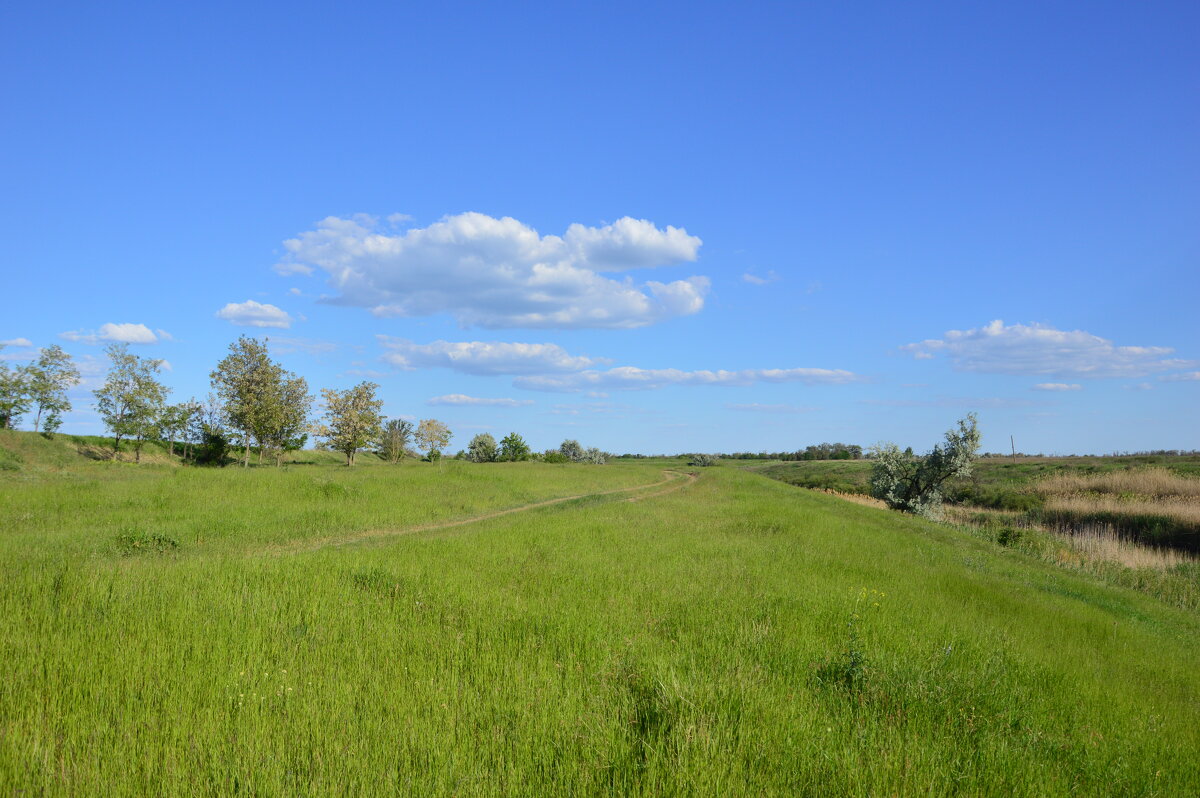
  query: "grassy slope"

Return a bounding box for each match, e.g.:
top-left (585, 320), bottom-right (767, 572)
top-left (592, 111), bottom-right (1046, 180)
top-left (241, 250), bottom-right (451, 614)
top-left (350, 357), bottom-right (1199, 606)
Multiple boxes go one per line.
top-left (1, 463), bottom-right (1198, 794)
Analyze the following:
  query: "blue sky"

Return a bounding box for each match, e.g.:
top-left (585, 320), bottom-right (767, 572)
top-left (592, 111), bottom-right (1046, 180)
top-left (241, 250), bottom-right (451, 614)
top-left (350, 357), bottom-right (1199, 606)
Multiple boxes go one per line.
top-left (2, 1), bottom-right (1197, 455)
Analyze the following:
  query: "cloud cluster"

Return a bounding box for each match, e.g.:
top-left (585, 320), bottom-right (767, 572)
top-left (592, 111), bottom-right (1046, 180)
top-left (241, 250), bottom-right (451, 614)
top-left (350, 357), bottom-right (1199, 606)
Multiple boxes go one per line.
top-left (0, 337), bottom-right (32, 347)
top-left (513, 366), bottom-right (861, 393)
top-left (426, 394), bottom-right (534, 408)
top-left (902, 320), bottom-right (1192, 378)
top-left (216, 301), bottom-right (293, 329)
top-left (379, 337), bottom-right (600, 375)
top-left (279, 213), bottom-right (707, 329)
top-left (60, 323), bottom-right (162, 345)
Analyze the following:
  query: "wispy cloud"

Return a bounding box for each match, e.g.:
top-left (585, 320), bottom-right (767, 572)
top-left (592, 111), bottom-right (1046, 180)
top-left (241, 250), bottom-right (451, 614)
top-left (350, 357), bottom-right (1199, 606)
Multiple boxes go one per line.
top-left (742, 270), bottom-right (779, 286)
top-left (515, 366), bottom-right (862, 393)
top-left (902, 320), bottom-right (1192, 378)
top-left (266, 336), bottom-right (337, 356)
top-left (1032, 383), bottom-right (1082, 392)
top-left (60, 322), bottom-right (162, 345)
top-left (726, 403), bottom-right (819, 413)
top-left (278, 212), bottom-right (707, 329)
top-left (427, 394), bottom-right (534, 407)
top-left (216, 301), bottom-right (293, 329)
top-left (1160, 371), bottom-right (1200, 382)
top-left (862, 396), bottom-right (1039, 409)
top-left (379, 337), bottom-right (600, 375)
top-left (0, 337), bottom-right (32, 347)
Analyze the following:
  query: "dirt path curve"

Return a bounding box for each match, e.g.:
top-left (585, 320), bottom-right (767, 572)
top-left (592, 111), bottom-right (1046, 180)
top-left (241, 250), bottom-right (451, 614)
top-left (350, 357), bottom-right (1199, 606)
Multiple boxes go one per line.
top-left (266, 469), bottom-right (698, 556)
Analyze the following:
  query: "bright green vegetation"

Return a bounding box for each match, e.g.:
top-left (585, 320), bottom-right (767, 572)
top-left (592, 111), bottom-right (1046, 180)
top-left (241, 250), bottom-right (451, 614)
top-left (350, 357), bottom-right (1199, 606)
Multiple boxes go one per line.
top-left (2, 450), bottom-right (1199, 794)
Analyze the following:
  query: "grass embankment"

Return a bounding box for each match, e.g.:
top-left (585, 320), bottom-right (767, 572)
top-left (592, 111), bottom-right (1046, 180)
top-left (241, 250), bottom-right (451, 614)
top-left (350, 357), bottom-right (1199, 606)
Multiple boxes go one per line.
top-left (2, 459), bottom-right (1199, 794)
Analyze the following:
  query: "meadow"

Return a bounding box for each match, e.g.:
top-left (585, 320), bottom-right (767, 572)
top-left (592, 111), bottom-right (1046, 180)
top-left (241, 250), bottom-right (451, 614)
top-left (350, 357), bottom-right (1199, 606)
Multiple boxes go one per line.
top-left (2, 433), bottom-right (1200, 795)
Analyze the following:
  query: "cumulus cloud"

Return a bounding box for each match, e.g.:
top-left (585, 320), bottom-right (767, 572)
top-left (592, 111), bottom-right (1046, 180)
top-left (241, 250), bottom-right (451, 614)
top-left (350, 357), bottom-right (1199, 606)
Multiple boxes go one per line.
top-left (1032, 383), bottom-right (1082, 392)
top-left (427, 394), bottom-right (534, 407)
top-left (902, 320), bottom-right (1193, 378)
top-left (514, 366), bottom-right (861, 393)
top-left (726, 403), bottom-right (819, 413)
top-left (216, 301), bottom-right (293, 329)
top-left (60, 323), bottom-right (161, 345)
top-left (1, 337), bottom-right (32, 347)
top-left (277, 212), bottom-right (706, 329)
top-left (379, 337), bottom-right (600, 375)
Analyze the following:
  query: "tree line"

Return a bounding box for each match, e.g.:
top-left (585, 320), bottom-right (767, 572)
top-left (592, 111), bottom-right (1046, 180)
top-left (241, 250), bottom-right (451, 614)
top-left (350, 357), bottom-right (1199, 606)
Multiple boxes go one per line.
top-left (2, 338), bottom-right (611, 467)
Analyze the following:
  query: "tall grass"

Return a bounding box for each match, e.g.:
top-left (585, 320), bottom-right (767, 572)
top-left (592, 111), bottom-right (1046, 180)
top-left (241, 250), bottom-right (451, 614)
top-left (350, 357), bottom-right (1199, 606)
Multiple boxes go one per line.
top-left (1035, 467), bottom-right (1200, 499)
top-left (2, 464), bottom-right (1200, 793)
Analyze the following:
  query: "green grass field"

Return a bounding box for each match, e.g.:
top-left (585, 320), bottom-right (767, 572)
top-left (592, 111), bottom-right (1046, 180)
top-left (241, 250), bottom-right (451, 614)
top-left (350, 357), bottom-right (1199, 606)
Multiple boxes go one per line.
top-left (2, 435), bottom-right (1199, 794)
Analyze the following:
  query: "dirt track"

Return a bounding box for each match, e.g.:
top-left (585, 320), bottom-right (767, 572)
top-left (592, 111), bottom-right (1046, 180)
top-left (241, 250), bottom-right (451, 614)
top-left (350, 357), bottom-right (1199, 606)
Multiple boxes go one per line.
top-left (266, 469), bottom-right (698, 556)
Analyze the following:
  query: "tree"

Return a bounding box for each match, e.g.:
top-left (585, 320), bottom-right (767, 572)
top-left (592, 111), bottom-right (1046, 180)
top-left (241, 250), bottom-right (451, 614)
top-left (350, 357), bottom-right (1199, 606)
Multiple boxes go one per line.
top-left (466, 432), bottom-right (498, 463)
top-left (415, 418), bottom-right (452, 460)
top-left (191, 394), bottom-right (231, 466)
top-left (379, 419), bottom-right (414, 464)
top-left (582, 446), bottom-right (607, 465)
top-left (93, 344), bottom-right (169, 462)
top-left (315, 382), bottom-right (384, 466)
top-left (559, 439), bottom-right (585, 462)
top-left (210, 336), bottom-right (311, 467)
top-left (869, 414), bottom-right (981, 519)
top-left (26, 344), bottom-right (80, 434)
top-left (0, 348), bottom-right (31, 430)
top-left (498, 432), bottom-right (531, 462)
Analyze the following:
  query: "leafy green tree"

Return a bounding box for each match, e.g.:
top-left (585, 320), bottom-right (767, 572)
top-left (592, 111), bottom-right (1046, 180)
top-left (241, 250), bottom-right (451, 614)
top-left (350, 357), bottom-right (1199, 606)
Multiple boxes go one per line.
top-left (498, 432), bottom-right (531, 462)
top-left (93, 344), bottom-right (169, 462)
top-left (315, 382), bottom-right (384, 466)
top-left (869, 414), bottom-right (981, 519)
top-left (582, 446), bottom-right (607, 465)
top-left (25, 344), bottom-right (80, 434)
top-left (380, 419), bottom-right (415, 463)
top-left (415, 418), bottom-right (452, 460)
top-left (0, 348), bottom-right (31, 430)
top-left (466, 432), bottom-right (498, 463)
top-left (210, 336), bottom-right (312, 467)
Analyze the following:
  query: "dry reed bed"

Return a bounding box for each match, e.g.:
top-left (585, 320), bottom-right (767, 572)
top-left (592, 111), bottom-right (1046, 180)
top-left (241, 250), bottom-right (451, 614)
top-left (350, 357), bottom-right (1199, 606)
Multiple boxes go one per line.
top-left (1033, 468), bottom-right (1200, 499)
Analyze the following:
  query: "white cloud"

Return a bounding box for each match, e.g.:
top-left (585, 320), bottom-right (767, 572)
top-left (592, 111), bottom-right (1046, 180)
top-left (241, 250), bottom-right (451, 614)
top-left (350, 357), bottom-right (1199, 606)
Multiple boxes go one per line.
top-left (379, 337), bottom-right (600, 375)
top-left (0, 337), bottom-right (32, 347)
top-left (726, 403), bottom-right (819, 413)
top-left (216, 300), bottom-right (293, 329)
top-left (1160, 371), bottom-right (1200, 382)
top-left (742, 270), bottom-right (779, 286)
top-left (277, 212), bottom-right (707, 329)
top-left (514, 366), bottom-right (861, 393)
top-left (1032, 383), bottom-right (1082, 392)
top-left (60, 322), bottom-right (161, 345)
top-left (902, 320), bottom-right (1193, 378)
top-left (427, 394), bottom-right (534, 408)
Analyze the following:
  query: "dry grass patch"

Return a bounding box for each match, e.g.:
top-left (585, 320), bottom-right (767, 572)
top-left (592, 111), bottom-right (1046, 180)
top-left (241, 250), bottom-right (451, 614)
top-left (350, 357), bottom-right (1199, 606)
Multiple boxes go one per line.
top-left (1035, 468), bottom-right (1200, 499)
top-left (1043, 495), bottom-right (1200, 528)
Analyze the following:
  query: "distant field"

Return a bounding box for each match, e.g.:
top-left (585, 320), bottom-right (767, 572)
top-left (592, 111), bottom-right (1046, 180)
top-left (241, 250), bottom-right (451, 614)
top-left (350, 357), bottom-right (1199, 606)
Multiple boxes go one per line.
top-left (2, 436), bottom-right (1200, 794)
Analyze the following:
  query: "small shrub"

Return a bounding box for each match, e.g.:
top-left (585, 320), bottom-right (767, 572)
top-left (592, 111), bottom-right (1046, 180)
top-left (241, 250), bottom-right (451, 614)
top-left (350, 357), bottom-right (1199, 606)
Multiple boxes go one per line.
top-left (690, 453), bottom-right (719, 467)
top-left (114, 530), bottom-right (179, 555)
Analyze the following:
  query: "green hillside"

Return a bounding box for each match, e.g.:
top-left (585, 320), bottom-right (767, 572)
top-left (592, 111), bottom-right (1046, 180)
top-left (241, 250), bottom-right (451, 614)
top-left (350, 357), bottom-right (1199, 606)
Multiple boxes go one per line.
top-left (1, 458), bottom-right (1198, 794)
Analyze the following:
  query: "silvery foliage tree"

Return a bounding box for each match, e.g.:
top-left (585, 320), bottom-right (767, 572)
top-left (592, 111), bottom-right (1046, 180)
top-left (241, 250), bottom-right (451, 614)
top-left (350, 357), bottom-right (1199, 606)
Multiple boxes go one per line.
top-left (559, 439), bottom-right (585, 462)
top-left (582, 447), bottom-right (608, 465)
top-left (315, 382), bottom-right (385, 466)
top-left (93, 343), bottom-right (169, 462)
top-left (380, 418), bottom-right (415, 464)
top-left (466, 432), bottom-right (498, 463)
top-left (869, 413), bottom-right (981, 519)
top-left (26, 344), bottom-right (81, 434)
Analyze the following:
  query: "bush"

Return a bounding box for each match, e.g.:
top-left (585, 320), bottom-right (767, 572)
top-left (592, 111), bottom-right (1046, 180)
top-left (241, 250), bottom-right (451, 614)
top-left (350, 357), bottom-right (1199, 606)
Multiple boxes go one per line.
top-left (690, 453), bottom-right (719, 467)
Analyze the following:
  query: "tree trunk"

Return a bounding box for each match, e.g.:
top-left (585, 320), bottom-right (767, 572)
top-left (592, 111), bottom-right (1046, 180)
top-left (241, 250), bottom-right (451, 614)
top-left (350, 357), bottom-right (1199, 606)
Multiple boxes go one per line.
top-left (113, 434), bottom-right (122, 461)
top-left (34, 406), bottom-right (42, 433)
top-left (243, 440), bottom-right (251, 468)
top-left (135, 436), bottom-right (142, 463)
top-left (168, 439), bottom-right (175, 457)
